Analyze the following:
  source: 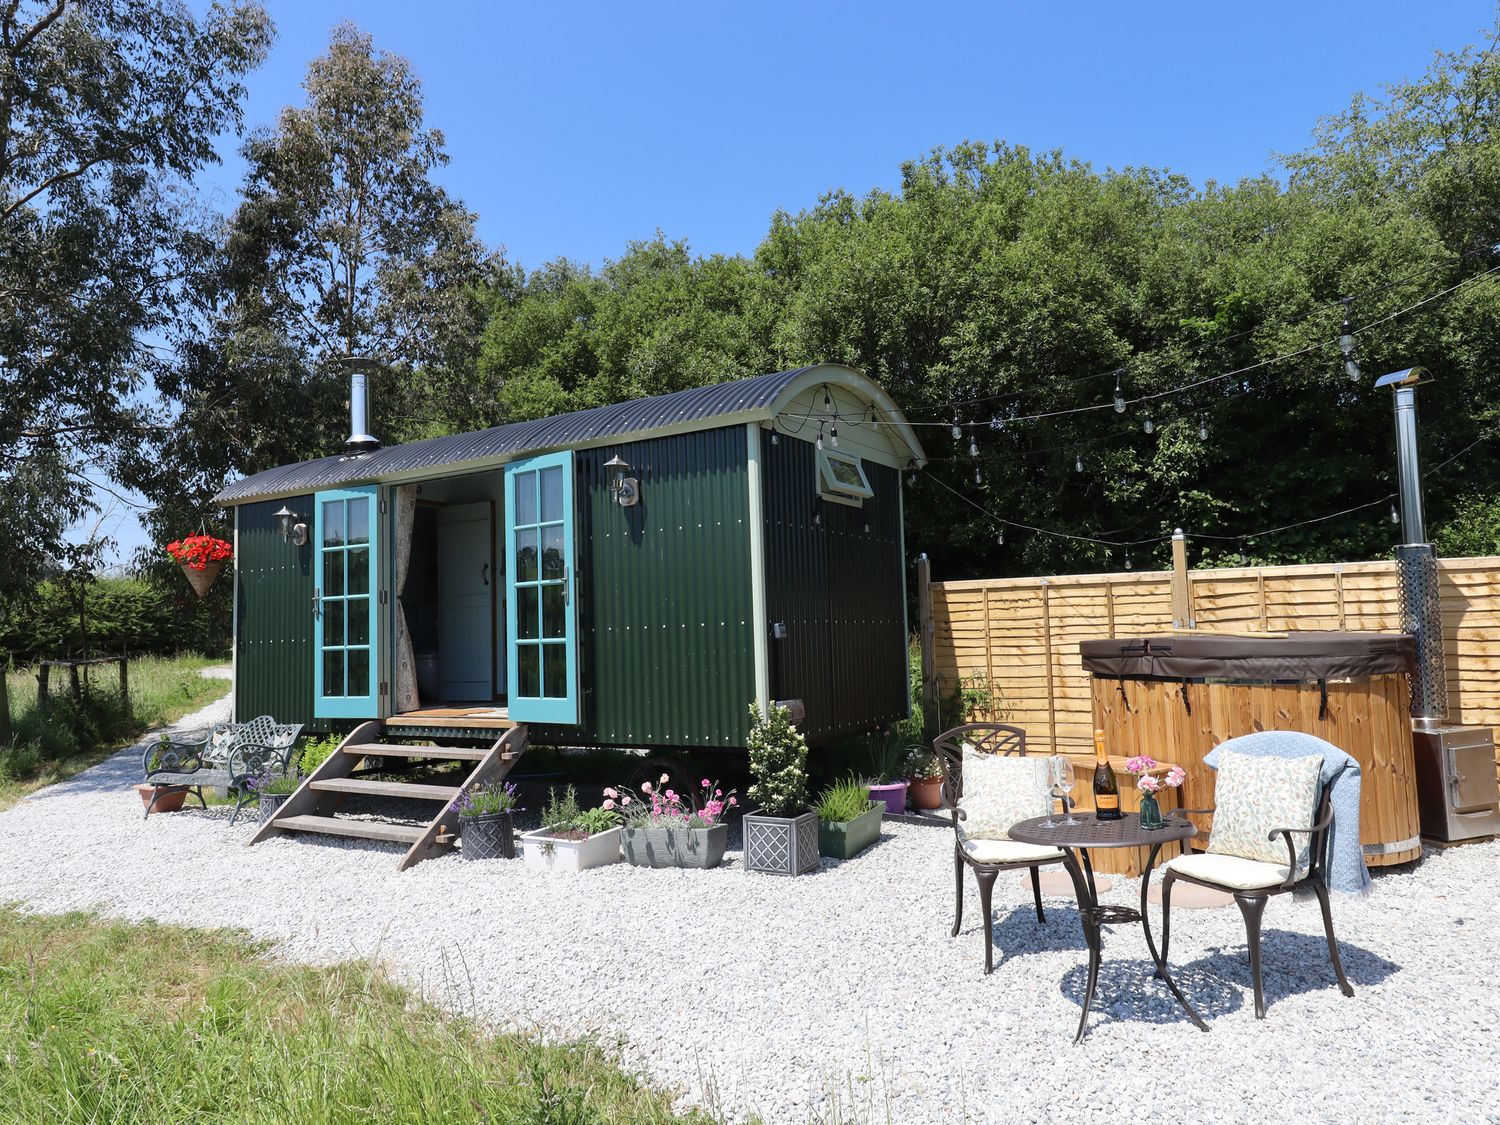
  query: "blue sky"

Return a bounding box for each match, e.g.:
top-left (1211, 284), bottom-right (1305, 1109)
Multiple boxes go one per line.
top-left (93, 0), bottom-right (1498, 563)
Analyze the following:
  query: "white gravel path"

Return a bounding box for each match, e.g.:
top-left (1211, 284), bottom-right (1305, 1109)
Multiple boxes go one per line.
top-left (2, 699), bottom-right (1497, 1123)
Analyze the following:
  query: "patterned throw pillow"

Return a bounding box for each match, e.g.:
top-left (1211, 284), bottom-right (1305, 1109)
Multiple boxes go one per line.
top-left (1207, 749), bottom-right (1323, 870)
top-left (956, 746), bottom-right (1053, 844)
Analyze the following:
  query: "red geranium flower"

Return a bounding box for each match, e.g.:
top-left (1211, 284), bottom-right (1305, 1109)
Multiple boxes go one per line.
top-left (166, 534), bottom-right (233, 571)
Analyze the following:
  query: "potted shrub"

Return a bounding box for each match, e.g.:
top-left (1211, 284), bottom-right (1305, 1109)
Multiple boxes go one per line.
top-left (454, 780), bottom-right (521, 861)
top-left (864, 732), bottom-right (914, 815)
top-left (743, 702), bottom-right (819, 876)
top-left (906, 748), bottom-right (944, 811)
top-left (521, 786), bottom-right (623, 872)
top-left (251, 772), bottom-right (300, 824)
top-left (815, 776), bottom-right (884, 861)
top-left (611, 774), bottom-right (737, 870)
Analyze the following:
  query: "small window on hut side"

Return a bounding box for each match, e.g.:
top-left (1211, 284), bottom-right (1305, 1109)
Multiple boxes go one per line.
top-left (817, 448), bottom-right (873, 505)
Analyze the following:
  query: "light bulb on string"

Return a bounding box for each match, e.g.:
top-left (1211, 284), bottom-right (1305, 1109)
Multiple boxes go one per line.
top-left (1142, 407), bottom-right (1154, 435)
top-left (1113, 371), bottom-right (1126, 414)
top-left (1390, 502), bottom-right (1400, 525)
top-left (1075, 451), bottom-right (1084, 473)
top-left (974, 466), bottom-right (982, 485)
top-left (770, 430), bottom-right (779, 446)
top-left (1339, 300), bottom-right (1361, 383)
top-left (1239, 541), bottom-right (1248, 566)
top-left (1198, 416), bottom-right (1209, 442)
top-left (1124, 551), bottom-right (1133, 571)
top-left (823, 389), bottom-right (832, 411)
top-left (967, 435), bottom-right (979, 458)
top-left (829, 426), bottom-right (839, 448)
top-left (908, 466), bottom-right (918, 486)
top-left (815, 430), bottom-right (823, 451)
top-left (951, 419), bottom-right (962, 440)
top-left (997, 528), bottom-right (1005, 546)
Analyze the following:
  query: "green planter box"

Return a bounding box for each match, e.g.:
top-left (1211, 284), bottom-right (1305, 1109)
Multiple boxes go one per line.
top-left (818, 802), bottom-right (884, 860)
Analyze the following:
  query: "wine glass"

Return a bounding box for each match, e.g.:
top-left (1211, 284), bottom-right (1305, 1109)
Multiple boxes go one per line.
top-left (1039, 759), bottom-right (1061, 827)
top-left (1053, 756), bottom-right (1078, 825)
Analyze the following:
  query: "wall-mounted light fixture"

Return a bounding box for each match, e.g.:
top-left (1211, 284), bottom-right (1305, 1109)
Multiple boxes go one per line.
top-left (604, 455), bottom-right (640, 507)
top-left (274, 504), bottom-right (308, 546)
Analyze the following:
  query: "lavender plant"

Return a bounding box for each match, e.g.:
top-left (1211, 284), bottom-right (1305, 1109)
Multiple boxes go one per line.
top-left (454, 780), bottom-right (521, 818)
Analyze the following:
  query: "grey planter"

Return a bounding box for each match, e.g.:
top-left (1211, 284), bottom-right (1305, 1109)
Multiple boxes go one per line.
top-left (621, 823), bottom-right (728, 869)
top-left (818, 802), bottom-right (884, 860)
top-left (257, 790), bottom-right (292, 825)
top-left (460, 811), bottom-right (515, 861)
top-left (743, 809), bottom-right (820, 876)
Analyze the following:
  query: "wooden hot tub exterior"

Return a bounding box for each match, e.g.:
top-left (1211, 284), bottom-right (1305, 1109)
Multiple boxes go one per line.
top-left (1081, 632), bottom-right (1422, 868)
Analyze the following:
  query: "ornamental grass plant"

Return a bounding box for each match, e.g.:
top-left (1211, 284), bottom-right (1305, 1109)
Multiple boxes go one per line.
top-left (815, 776), bottom-right (877, 824)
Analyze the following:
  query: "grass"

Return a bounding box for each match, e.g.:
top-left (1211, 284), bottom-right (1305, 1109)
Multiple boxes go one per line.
top-left (0, 908), bottom-right (717, 1125)
top-left (0, 655), bottom-right (230, 811)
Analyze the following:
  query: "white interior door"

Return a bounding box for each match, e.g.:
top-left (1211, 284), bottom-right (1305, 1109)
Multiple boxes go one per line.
top-left (438, 502), bottom-right (495, 701)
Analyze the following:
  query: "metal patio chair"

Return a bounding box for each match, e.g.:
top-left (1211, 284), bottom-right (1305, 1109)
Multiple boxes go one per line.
top-left (142, 715), bottom-right (303, 825)
top-left (936, 722), bottom-right (1067, 975)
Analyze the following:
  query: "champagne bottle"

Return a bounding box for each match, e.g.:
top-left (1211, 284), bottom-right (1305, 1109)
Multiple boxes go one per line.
top-left (1092, 728), bottom-right (1123, 821)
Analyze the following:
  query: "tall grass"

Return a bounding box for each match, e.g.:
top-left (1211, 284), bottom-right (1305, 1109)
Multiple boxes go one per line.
top-left (0, 655), bottom-right (230, 807)
top-left (0, 909), bottom-right (714, 1124)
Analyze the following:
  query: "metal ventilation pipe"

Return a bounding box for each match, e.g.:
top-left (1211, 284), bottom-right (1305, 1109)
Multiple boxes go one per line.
top-left (342, 356), bottom-right (381, 454)
top-left (1375, 367), bottom-right (1446, 723)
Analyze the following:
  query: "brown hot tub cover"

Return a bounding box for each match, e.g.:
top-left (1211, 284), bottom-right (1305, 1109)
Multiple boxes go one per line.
top-left (1079, 632), bottom-right (1417, 682)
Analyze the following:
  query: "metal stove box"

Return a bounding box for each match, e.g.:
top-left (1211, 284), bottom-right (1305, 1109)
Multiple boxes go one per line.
top-left (1412, 724), bottom-right (1500, 843)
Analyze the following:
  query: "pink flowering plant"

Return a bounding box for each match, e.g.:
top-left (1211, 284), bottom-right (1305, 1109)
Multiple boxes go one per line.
top-left (603, 773), bottom-right (738, 830)
top-left (1124, 754), bottom-right (1186, 795)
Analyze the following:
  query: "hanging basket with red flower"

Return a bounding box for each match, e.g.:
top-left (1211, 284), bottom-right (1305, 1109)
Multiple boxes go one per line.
top-left (166, 534), bottom-right (233, 598)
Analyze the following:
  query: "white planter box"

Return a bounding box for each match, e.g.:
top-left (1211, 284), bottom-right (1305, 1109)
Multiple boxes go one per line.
top-left (521, 826), bottom-right (622, 872)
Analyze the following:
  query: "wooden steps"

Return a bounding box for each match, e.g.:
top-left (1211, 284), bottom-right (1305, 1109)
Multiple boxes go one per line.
top-left (309, 778), bottom-right (461, 802)
top-left (343, 742), bottom-right (487, 761)
top-left (274, 815), bottom-right (424, 845)
top-left (248, 721), bottom-right (529, 869)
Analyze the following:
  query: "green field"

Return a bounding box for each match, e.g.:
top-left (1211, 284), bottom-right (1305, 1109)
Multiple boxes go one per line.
top-left (0, 655), bottom-right (231, 810)
top-left (0, 909), bottom-right (713, 1124)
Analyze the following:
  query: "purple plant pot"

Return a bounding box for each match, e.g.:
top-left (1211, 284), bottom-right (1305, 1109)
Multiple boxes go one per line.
top-left (868, 781), bottom-right (908, 815)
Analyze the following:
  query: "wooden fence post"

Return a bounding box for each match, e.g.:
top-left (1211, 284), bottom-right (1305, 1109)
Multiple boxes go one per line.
top-left (37, 662), bottom-right (49, 704)
top-left (1171, 528), bottom-right (1194, 630)
top-left (917, 554), bottom-right (938, 739)
top-left (0, 655), bottom-right (10, 744)
top-left (118, 654), bottom-right (130, 719)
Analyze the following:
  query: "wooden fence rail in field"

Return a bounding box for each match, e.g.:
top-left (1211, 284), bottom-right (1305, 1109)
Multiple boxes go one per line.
top-left (925, 555), bottom-right (1500, 769)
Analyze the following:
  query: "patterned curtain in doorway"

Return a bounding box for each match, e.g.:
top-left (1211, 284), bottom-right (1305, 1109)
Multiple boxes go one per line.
top-left (393, 484), bottom-right (419, 713)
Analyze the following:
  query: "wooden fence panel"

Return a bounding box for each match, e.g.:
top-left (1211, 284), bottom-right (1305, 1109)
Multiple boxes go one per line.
top-left (930, 556), bottom-right (1500, 782)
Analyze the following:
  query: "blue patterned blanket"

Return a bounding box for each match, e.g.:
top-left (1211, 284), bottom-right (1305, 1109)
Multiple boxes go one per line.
top-left (1204, 731), bottom-right (1373, 896)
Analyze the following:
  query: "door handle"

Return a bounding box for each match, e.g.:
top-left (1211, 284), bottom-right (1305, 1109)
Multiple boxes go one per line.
top-left (312, 587), bottom-right (322, 619)
top-left (562, 564), bottom-right (570, 605)
top-left (481, 562), bottom-right (490, 587)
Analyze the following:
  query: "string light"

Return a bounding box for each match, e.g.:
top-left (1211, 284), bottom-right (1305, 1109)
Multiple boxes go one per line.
top-left (997, 528), bottom-right (1005, 546)
top-left (951, 418), bottom-right (963, 439)
top-left (974, 465), bottom-right (982, 485)
top-left (770, 431), bottom-right (779, 446)
top-left (1124, 551), bottom-right (1133, 570)
top-left (815, 430), bottom-right (823, 451)
top-left (1198, 416), bottom-right (1209, 442)
top-left (1239, 542), bottom-right (1248, 565)
top-left (1113, 370), bottom-right (1126, 414)
top-left (1390, 502), bottom-right (1400, 525)
top-left (1340, 299), bottom-right (1361, 383)
top-left (967, 435), bottom-right (979, 458)
top-left (1075, 451), bottom-right (1084, 473)
top-left (823, 389), bottom-right (832, 410)
top-left (1142, 407), bottom-right (1154, 435)
top-left (829, 425), bottom-right (839, 448)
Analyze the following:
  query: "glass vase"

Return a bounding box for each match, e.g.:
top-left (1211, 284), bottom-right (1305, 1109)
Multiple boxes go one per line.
top-left (1138, 791), bottom-right (1164, 830)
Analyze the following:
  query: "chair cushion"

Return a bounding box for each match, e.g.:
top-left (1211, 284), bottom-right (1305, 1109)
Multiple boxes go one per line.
top-left (1207, 748), bottom-right (1322, 868)
top-left (1166, 851), bottom-right (1297, 890)
top-left (956, 746), bottom-right (1052, 845)
top-left (962, 838), bottom-right (1065, 865)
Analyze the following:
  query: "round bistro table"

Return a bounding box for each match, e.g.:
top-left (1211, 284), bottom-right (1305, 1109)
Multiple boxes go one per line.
top-left (1009, 812), bottom-right (1208, 1043)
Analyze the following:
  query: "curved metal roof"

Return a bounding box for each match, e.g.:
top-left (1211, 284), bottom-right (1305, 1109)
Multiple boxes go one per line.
top-left (215, 364), bottom-right (926, 505)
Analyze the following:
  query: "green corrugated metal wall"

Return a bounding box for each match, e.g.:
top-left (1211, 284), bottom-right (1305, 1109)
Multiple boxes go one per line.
top-left (235, 496), bottom-right (322, 730)
top-left (761, 434), bottom-right (908, 744)
top-left (532, 426), bottom-right (757, 749)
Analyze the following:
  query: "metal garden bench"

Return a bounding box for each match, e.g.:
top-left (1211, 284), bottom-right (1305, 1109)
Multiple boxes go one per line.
top-left (141, 715), bottom-right (304, 825)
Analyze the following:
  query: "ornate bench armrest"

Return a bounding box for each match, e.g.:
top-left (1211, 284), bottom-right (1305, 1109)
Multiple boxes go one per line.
top-left (228, 742), bottom-right (293, 786)
top-left (143, 732), bottom-right (211, 779)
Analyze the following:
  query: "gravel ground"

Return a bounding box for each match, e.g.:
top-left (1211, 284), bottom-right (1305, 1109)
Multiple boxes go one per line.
top-left (1, 701), bottom-right (1497, 1123)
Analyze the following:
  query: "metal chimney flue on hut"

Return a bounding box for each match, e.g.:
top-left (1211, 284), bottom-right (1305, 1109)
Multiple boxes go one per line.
top-left (343, 356), bottom-right (381, 454)
top-left (1374, 367), bottom-right (1446, 724)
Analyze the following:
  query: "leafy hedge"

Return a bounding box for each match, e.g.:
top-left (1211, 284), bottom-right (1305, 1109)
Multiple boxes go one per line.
top-left (0, 577), bottom-right (229, 662)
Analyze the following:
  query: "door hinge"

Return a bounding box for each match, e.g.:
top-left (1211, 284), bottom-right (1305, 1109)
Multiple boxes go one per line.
top-left (379, 499), bottom-right (388, 514)
top-left (379, 590), bottom-right (388, 605)
top-left (379, 681), bottom-right (389, 697)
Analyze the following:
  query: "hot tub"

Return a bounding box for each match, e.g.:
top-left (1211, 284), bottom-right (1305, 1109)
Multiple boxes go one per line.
top-left (1079, 632), bottom-right (1421, 867)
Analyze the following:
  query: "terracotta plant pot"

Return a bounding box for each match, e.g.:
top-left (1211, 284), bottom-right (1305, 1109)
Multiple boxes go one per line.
top-left (180, 559), bottom-right (223, 599)
top-left (908, 774), bottom-right (944, 810)
top-left (136, 783), bottom-right (187, 814)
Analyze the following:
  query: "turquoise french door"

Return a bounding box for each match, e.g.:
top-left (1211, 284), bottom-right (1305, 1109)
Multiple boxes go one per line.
top-left (313, 487), bottom-right (381, 718)
top-left (505, 451), bottom-right (578, 724)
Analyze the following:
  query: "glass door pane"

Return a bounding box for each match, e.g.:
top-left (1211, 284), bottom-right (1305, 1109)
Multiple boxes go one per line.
top-left (505, 451), bottom-right (577, 724)
top-left (314, 487), bottom-right (381, 719)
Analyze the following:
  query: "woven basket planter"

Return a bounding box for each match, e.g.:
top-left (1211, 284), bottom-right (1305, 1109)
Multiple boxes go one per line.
top-left (257, 790), bottom-right (293, 824)
top-left (180, 560), bottom-right (224, 599)
top-left (743, 809), bottom-right (820, 876)
top-left (460, 811), bottom-right (515, 861)
top-left (621, 823), bottom-right (728, 869)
